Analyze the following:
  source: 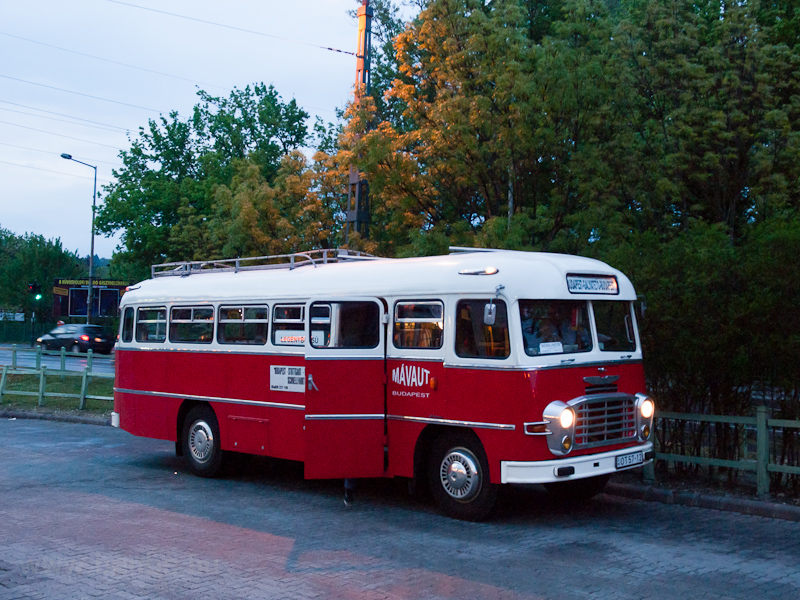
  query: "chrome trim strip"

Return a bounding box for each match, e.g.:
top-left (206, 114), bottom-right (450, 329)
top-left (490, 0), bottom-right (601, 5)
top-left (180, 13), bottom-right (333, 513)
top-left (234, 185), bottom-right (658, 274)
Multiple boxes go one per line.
top-left (115, 346), bottom-right (304, 356)
top-left (304, 413), bottom-right (384, 421)
top-left (526, 359), bottom-right (643, 371)
top-left (523, 420), bottom-right (552, 436)
top-left (441, 362), bottom-right (516, 371)
top-left (386, 356), bottom-right (446, 363)
top-left (114, 387), bottom-right (305, 411)
top-left (304, 356), bottom-right (384, 361)
top-left (440, 359), bottom-right (642, 372)
top-left (388, 414), bottom-right (515, 431)
top-left (115, 348), bottom-right (641, 371)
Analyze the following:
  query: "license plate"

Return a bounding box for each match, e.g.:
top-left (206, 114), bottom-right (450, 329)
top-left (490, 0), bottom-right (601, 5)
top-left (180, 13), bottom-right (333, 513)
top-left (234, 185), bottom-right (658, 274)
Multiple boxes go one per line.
top-left (615, 451), bottom-right (644, 470)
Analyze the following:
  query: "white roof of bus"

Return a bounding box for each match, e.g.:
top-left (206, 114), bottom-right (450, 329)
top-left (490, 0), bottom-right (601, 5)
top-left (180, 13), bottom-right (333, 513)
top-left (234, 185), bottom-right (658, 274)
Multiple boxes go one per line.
top-left (122, 250), bottom-right (636, 305)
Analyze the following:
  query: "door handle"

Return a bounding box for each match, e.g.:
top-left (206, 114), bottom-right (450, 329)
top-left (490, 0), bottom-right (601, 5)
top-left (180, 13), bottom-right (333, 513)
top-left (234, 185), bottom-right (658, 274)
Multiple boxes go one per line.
top-left (307, 374), bottom-right (319, 391)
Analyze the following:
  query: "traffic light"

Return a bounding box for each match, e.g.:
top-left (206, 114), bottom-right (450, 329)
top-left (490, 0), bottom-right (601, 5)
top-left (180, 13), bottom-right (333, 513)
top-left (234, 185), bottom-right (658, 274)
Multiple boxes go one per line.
top-left (27, 281), bottom-right (42, 301)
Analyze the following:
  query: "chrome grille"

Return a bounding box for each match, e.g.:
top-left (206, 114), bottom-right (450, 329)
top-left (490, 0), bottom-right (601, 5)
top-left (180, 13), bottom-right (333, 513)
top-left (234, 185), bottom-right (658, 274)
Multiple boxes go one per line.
top-left (572, 393), bottom-right (637, 449)
top-left (585, 383), bottom-right (618, 395)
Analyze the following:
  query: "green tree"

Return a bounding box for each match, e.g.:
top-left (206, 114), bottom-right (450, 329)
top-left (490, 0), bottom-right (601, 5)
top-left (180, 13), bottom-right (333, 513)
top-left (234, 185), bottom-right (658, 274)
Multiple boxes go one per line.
top-left (0, 226), bottom-right (83, 323)
top-left (344, 0), bottom-right (622, 255)
top-left (96, 84), bottom-right (310, 280)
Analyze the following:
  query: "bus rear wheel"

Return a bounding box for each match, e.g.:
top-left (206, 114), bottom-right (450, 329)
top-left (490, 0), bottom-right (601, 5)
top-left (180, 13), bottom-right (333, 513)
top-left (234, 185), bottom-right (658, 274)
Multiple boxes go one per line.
top-left (428, 432), bottom-right (497, 521)
top-left (182, 405), bottom-right (224, 477)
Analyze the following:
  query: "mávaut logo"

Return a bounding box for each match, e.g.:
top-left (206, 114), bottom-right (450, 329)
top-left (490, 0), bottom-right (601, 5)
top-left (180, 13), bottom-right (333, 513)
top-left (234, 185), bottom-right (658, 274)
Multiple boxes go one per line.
top-left (392, 363), bottom-right (431, 388)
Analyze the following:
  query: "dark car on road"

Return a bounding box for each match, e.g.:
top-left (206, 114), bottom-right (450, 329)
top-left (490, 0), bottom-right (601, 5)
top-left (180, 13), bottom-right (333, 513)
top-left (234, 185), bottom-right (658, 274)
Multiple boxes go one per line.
top-left (37, 324), bottom-right (115, 354)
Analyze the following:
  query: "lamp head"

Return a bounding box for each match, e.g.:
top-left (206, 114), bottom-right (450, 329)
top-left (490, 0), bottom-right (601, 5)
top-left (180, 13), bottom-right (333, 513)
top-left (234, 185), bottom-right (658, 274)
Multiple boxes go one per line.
top-left (60, 153), bottom-right (72, 160)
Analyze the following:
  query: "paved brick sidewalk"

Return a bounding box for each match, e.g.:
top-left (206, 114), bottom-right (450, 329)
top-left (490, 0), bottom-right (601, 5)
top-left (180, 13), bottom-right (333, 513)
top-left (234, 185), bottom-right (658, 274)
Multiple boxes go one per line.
top-left (1, 418), bottom-right (800, 599)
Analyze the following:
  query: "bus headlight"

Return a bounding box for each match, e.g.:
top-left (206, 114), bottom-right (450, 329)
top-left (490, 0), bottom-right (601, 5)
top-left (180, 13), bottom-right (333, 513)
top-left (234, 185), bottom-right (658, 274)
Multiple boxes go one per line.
top-left (640, 399), bottom-right (654, 419)
top-left (543, 401), bottom-right (576, 456)
top-left (559, 408), bottom-right (575, 429)
top-left (635, 393), bottom-right (655, 441)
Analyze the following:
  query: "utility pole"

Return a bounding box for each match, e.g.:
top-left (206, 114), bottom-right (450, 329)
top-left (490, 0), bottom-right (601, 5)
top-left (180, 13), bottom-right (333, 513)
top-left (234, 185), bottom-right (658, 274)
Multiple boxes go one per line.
top-left (345, 0), bottom-right (373, 244)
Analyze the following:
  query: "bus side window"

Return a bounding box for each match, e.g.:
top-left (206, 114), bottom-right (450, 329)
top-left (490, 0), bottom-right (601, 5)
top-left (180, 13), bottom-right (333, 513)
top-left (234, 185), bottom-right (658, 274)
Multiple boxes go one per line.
top-left (136, 307), bottom-right (166, 343)
top-left (310, 304), bottom-right (331, 347)
top-left (455, 300), bottom-right (509, 359)
top-left (393, 301), bottom-right (444, 349)
top-left (218, 305), bottom-right (269, 345)
top-left (311, 301), bottom-right (380, 349)
top-left (273, 304), bottom-right (305, 346)
top-left (169, 307), bottom-right (214, 344)
top-left (121, 307), bottom-right (134, 343)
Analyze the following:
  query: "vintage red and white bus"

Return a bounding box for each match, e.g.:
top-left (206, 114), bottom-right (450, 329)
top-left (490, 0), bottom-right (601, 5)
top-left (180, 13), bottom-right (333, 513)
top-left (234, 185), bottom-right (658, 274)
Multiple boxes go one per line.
top-left (113, 248), bottom-right (654, 520)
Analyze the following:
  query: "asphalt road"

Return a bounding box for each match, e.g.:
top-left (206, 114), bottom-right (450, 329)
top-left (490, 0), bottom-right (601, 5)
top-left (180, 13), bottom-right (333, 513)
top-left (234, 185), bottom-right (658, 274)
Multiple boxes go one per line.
top-left (0, 418), bottom-right (798, 600)
top-left (0, 345), bottom-right (115, 376)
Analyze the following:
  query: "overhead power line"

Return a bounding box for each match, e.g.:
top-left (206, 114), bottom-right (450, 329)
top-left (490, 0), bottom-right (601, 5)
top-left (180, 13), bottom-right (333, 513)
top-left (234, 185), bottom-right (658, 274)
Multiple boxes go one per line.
top-left (0, 74), bottom-right (165, 113)
top-left (0, 31), bottom-right (227, 91)
top-left (105, 0), bottom-right (356, 56)
top-left (0, 142), bottom-right (122, 167)
top-left (0, 159), bottom-right (112, 183)
top-left (0, 106), bottom-right (127, 134)
top-left (0, 120), bottom-right (123, 150)
top-left (0, 100), bottom-right (131, 132)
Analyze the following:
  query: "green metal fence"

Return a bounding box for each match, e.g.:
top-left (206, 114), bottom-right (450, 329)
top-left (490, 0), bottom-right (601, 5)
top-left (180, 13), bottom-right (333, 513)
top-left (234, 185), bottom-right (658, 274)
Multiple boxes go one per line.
top-left (0, 345), bottom-right (113, 409)
top-left (648, 409), bottom-right (800, 496)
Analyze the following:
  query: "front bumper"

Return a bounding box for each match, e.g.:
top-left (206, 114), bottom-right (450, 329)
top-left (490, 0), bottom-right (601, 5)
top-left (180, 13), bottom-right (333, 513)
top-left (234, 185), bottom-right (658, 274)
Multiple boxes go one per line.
top-left (500, 442), bottom-right (653, 484)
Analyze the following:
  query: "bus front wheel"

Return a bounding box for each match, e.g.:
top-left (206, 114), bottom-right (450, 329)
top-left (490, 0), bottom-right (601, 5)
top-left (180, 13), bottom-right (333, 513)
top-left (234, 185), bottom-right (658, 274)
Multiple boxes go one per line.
top-left (182, 405), bottom-right (224, 477)
top-left (428, 432), bottom-right (497, 521)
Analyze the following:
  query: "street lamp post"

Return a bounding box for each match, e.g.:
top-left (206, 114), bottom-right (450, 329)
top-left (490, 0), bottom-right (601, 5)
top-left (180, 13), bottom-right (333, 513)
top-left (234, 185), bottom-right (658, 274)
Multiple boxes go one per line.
top-left (61, 153), bottom-right (97, 324)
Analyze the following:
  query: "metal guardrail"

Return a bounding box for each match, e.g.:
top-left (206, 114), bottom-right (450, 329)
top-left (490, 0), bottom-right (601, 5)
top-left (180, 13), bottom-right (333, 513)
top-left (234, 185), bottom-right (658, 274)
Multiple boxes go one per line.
top-left (4, 343), bottom-right (103, 372)
top-left (0, 345), bottom-right (113, 409)
top-left (648, 408), bottom-right (800, 496)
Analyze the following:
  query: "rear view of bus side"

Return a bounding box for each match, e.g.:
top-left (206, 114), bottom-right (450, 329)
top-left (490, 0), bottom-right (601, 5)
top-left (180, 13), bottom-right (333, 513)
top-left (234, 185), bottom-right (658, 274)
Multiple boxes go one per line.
top-left (113, 249), bottom-right (655, 520)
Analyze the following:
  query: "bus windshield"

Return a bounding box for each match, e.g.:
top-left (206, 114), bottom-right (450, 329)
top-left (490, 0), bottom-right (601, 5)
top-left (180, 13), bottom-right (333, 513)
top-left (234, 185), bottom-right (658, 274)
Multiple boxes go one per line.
top-left (593, 300), bottom-right (637, 352)
top-left (520, 300), bottom-right (592, 356)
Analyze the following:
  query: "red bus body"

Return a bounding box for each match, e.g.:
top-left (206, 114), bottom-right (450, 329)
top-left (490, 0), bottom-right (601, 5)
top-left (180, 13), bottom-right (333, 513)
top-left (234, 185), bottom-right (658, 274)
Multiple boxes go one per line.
top-left (113, 250), bottom-right (654, 518)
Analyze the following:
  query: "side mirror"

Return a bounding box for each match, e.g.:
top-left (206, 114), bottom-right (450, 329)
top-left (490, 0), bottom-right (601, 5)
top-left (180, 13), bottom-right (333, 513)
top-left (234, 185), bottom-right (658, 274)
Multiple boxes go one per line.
top-left (484, 303), bottom-right (496, 325)
top-left (637, 295), bottom-right (647, 318)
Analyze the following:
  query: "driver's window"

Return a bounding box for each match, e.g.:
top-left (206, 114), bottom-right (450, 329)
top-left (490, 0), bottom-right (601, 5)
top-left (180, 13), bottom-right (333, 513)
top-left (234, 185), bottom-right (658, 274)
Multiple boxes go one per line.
top-left (455, 299), bottom-right (509, 359)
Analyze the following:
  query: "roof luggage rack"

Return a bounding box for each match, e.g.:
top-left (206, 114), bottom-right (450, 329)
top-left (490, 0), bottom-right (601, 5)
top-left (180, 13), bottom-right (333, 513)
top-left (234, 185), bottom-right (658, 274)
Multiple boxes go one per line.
top-left (448, 246), bottom-right (501, 253)
top-left (151, 249), bottom-right (379, 278)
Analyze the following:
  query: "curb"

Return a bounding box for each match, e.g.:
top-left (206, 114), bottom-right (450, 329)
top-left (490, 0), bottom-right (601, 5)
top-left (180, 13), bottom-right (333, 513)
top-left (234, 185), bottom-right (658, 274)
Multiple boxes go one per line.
top-left (606, 482), bottom-right (800, 522)
top-left (0, 409), bottom-right (110, 427)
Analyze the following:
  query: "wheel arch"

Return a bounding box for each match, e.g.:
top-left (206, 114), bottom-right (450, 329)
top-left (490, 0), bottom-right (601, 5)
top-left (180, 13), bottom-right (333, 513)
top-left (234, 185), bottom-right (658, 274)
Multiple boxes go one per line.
top-left (175, 399), bottom-right (210, 457)
top-left (413, 424), bottom-right (484, 487)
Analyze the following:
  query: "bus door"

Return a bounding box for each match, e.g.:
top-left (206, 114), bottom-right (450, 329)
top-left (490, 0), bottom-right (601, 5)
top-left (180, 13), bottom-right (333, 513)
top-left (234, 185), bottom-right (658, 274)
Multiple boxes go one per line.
top-left (303, 298), bottom-right (387, 479)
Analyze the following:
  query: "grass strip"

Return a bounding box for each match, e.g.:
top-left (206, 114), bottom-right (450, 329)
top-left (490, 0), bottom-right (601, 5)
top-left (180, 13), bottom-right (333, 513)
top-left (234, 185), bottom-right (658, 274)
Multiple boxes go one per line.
top-left (1, 373), bottom-right (113, 416)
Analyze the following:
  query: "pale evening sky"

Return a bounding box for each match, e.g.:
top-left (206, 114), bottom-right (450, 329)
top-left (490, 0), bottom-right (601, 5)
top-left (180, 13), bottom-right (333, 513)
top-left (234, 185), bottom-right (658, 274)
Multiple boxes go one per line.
top-left (1, 0), bottom-right (376, 259)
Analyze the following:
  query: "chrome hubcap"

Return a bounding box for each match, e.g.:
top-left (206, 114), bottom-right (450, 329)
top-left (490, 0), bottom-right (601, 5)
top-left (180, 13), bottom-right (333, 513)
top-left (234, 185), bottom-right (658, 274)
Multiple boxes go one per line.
top-left (189, 420), bottom-right (214, 463)
top-left (439, 448), bottom-right (480, 502)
